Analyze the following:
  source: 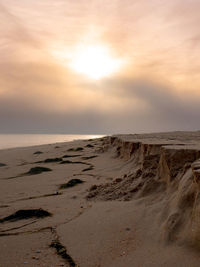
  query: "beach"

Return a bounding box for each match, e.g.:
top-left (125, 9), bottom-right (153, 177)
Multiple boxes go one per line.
top-left (0, 132), bottom-right (200, 266)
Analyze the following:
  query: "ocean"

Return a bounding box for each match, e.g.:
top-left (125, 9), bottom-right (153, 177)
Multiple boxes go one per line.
top-left (0, 134), bottom-right (104, 150)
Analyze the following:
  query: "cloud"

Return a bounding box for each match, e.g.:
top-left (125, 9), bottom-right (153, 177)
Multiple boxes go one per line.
top-left (0, 0), bottom-right (200, 133)
top-left (0, 68), bottom-right (199, 133)
top-left (103, 76), bottom-right (200, 130)
top-left (0, 2), bottom-right (41, 49)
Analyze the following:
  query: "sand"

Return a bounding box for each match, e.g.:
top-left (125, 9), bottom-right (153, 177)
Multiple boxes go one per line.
top-left (0, 132), bottom-right (200, 266)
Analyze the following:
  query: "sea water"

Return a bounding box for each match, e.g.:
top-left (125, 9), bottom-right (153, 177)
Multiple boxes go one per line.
top-left (0, 134), bottom-right (104, 150)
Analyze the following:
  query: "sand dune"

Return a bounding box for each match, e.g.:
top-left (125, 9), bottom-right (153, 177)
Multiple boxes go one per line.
top-left (0, 132), bottom-right (200, 266)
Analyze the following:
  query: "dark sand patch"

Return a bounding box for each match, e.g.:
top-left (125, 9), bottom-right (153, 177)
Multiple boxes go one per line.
top-left (82, 166), bottom-right (94, 172)
top-left (59, 179), bottom-right (84, 189)
top-left (62, 154), bottom-right (81, 158)
top-left (67, 147), bottom-right (84, 152)
top-left (33, 151), bottom-right (43, 155)
top-left (0, 163), bottom-right (7, 167)
top-left (0, 209), bottom-right (51, 223)
top-left (50, 239), bottom-right (77, 267)
top-left (85, 144), bottom-right (94, 148)
top-left (26, 166), bottom-right (52, 175)
top-left (36, 157), bottom-right (63, 163)
top-left (5, 166), bottom-right (52, 180)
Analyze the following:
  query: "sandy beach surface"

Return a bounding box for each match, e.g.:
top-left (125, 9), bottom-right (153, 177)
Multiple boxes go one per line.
top-left (0, 132), bottom-right (200, 266)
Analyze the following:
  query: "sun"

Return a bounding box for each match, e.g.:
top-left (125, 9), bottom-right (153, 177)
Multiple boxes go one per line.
top-left (69, 44), bottom-right (123, 80)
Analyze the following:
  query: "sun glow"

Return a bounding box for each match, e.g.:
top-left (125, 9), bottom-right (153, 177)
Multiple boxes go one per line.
top-left (69, 44), bottom-right (124, 80)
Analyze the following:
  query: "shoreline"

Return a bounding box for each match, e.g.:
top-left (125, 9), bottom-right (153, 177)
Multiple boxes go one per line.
top-left (0, 132), bottom-right (200, 266)
top-left (0, 134), bottom-right (105, 151)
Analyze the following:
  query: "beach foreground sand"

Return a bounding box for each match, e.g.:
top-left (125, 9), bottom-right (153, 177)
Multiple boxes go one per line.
top-left (0, 132), bottom-right (200, 266)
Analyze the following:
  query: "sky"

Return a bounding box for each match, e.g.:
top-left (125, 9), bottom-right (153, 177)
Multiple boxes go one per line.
top-left (0, 0), bottom-right (200, 134)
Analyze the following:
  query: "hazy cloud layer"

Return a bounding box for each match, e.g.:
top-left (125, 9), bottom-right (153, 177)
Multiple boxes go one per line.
top-left (0, 0), bottom-right (200, 133)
